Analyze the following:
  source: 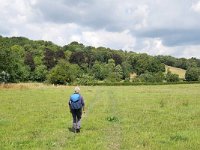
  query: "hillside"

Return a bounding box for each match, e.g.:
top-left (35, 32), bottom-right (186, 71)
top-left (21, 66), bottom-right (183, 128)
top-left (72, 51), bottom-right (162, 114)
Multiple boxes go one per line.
top-left (1, 35), bottom-right (200, 84)
top-left (165, 65), bottom-right (186, 79)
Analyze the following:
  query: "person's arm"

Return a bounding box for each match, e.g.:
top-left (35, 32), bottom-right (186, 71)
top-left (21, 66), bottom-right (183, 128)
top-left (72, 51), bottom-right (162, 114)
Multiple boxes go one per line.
top-left (81, 96), bottom-right (85, 113)
top-left (69, 101), bottom-right (72, 113)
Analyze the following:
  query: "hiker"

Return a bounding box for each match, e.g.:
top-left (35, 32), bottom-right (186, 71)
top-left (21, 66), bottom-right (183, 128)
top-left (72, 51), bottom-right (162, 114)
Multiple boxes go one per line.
top-left (69, 86), bottom-right (85, 133)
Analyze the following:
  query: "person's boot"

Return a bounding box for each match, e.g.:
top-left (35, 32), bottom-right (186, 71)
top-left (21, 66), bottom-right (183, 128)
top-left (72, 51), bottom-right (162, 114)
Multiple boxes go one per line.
top-left (73, 123), bottom-right (77, 133)
top-left (77, 119), bottom-right (81, 132)
top-left (76, 128), bottom-right (80, 133)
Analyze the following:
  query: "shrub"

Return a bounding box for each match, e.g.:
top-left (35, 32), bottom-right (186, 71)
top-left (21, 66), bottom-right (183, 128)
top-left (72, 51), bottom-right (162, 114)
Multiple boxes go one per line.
top-left (76, 74), bottom-right (97, 85)
top-left (0, 71), bottom-right (10, 83)
top-left (185, 67), bottom-right (200, 81)
top-left (166, 70), bottom-right (179, 82)
top-left (47, 60), bottom-right (80, 84)
top-left (139, 72), bottom-right (155, 82)
top-left (106, 116), bottom-right (119, 122)
top-left (139, 72), bottom-right (165, 83)
top-left (33, 65), bottom-right (48, 82)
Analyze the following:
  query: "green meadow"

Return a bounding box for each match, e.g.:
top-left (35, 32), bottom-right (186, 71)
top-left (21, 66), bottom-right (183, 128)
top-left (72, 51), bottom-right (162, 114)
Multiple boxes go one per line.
top-left (0, 84), bottom-right (200, 150)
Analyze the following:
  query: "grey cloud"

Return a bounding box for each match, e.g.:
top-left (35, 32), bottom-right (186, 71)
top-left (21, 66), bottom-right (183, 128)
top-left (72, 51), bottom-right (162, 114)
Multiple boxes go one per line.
top-left (136, 29), bottom-right (200, 46)
top-left (32, 0), bottom-right (146, 31)
top-left (0, 14), bottom-right (11, 35)
top-left (0, 25), bottom-right (10, 35)
top-left (1, 0), bottom-right (200, 58)
top-left (32, 0), bottom-right (200, 41)
top-left (33, 0), bottom-right (101, 24)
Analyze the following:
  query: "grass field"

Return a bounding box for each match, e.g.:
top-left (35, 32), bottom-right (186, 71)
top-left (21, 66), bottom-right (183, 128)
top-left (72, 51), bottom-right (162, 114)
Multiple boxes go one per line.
top-left (165, 65), bottom-right (186, 79)
top-left (0, 84), bottom-right (200, 150)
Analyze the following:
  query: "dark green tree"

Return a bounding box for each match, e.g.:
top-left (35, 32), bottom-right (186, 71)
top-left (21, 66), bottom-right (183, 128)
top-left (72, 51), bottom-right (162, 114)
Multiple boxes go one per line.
top-left (84, 46), bottom-right (96, 69)
top-left (185, 68), bottom-right (200, 81)
top-left (121, 61), bottom-right (132, 79)
top-left (114, 64), bottom-right (123, 81)
top-left (55, 50), bottom-right (65, 62)
top-left (47, 60), bottom-right (80, 84)
top-left (148, 58), bottom-right (165, 73)
top-left (43, 48), bottom-right (55, 70)
top-left (63, 41), bottom-right (85, 52)
top-left (0, 71), bottom-right (10, 83)
top-left (24, 52), bottom-right (35, 71)
top-left (112, 53), bottom-right (123, 65)
top-left (166, 70), bottom-right (179, 82)
top-left (33, 65), bottom-right (48, 82)
top-left (139, 72), bottom-right (165, 83)
top-left (95, 47), bottom-right (112, 63)
top-left (92, 61), bottom-right (107, 80)
top-left (69, 51), bottom-right (85, 66)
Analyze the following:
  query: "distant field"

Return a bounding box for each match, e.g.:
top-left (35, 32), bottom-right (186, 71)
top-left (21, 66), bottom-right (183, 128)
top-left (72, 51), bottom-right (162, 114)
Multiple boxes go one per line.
top-left (130, 65), bottom-right (186, 80)
top-left (0, 83), bottom-right (200, 149)
top-left (165, 65), bottom-right (186, 79)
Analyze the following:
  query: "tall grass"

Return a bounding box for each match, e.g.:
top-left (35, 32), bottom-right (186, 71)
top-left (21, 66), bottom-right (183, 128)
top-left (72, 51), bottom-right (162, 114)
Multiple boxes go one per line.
top-left (0, 84), bottom-right (200, 149)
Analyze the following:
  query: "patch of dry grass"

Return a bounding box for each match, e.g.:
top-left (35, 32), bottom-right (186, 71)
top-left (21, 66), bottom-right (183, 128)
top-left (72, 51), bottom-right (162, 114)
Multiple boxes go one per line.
top-left (0, 83), bottom-right (68, 90)
top-left (165, 65), bottom-right (186, 79)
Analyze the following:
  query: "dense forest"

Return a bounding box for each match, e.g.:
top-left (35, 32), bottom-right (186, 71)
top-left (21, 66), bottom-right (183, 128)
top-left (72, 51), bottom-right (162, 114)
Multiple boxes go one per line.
top-left (0, 35), bottom-right (200, 85)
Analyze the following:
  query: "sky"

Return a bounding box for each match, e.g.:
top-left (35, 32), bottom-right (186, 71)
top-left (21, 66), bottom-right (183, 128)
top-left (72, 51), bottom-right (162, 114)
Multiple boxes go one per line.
top-left (1, 0), bottom-right (200, 58)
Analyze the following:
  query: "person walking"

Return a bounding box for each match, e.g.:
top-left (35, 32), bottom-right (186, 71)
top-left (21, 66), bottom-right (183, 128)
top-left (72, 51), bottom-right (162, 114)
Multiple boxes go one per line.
top-left (69, 86), bottom-right (85, 133)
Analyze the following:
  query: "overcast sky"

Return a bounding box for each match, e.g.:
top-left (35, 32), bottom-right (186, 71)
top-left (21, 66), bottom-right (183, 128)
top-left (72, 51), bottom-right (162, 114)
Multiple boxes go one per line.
top-left (1, 0), bottom-right (200, 58)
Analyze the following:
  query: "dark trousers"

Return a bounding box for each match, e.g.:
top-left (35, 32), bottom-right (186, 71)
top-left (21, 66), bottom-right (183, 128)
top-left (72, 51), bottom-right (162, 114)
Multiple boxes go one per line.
top-left (71, 108), bottom-right (82, 129)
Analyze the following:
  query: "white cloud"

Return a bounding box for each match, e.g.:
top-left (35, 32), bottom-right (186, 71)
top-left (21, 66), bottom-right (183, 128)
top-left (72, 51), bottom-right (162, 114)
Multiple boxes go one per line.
top-left (4, 21), bottom-right (136, 50)
top-left (14, 23), bottom-right (82, 45)
top-left (0, 0), bottom-right (200, 58)
top-left (136, 38), bottom-right (200, 58)
top-left (133, 5), bottom-right (149, 30)
top-left (0, 0), bottom-right (35, 24)
top-left (137, 38), bottom-right (174, 56)
top-left (80, 30), bottom-right (136, 50)
top-left (192, 1), bottom-right (200, 13)
top-left (180, 45), bottom-right (200, 58)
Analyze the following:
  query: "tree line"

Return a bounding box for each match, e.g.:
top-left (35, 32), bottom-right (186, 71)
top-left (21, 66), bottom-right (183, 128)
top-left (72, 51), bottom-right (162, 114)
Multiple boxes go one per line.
top-left (0, 36), bottom-right (200, 84)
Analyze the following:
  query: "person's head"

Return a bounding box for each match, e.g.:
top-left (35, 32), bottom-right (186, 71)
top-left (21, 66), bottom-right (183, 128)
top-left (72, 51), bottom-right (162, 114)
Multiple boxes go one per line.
top-left (74, 86), bottom-right (80, 93)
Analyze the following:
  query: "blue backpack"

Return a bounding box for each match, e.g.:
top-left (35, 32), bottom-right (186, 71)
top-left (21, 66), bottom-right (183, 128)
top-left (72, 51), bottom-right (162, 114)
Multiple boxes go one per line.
top-left (70, 93), bottom-right (82, 109)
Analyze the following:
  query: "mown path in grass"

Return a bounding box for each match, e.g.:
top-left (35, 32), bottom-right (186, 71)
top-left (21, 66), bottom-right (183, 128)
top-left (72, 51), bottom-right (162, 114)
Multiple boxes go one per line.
top-left (0, 84), bottom-right (200, 149)
top-left (66, 86), bottom-right (123, 150)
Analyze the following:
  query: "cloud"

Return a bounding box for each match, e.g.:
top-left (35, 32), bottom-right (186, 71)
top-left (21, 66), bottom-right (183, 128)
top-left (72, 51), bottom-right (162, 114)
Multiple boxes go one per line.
top-left (1, 0), bottom-right (200, 58)
top-left (180, 45), bottom-right (200, 58)
top-left (80, 30), bottom-right (136, 50)
top-left (134, 38), bottom-right (200, 58)
top-left (192, 1), bottom-right (200, 13)
top-left (9, 22), bottom-right (84, 45)
top-left (136, 28), bottom-right (200, 46)
top-left (31, 0), bottom-right (150, 31)
top-left (133, 38), bottom-right (177, 56)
